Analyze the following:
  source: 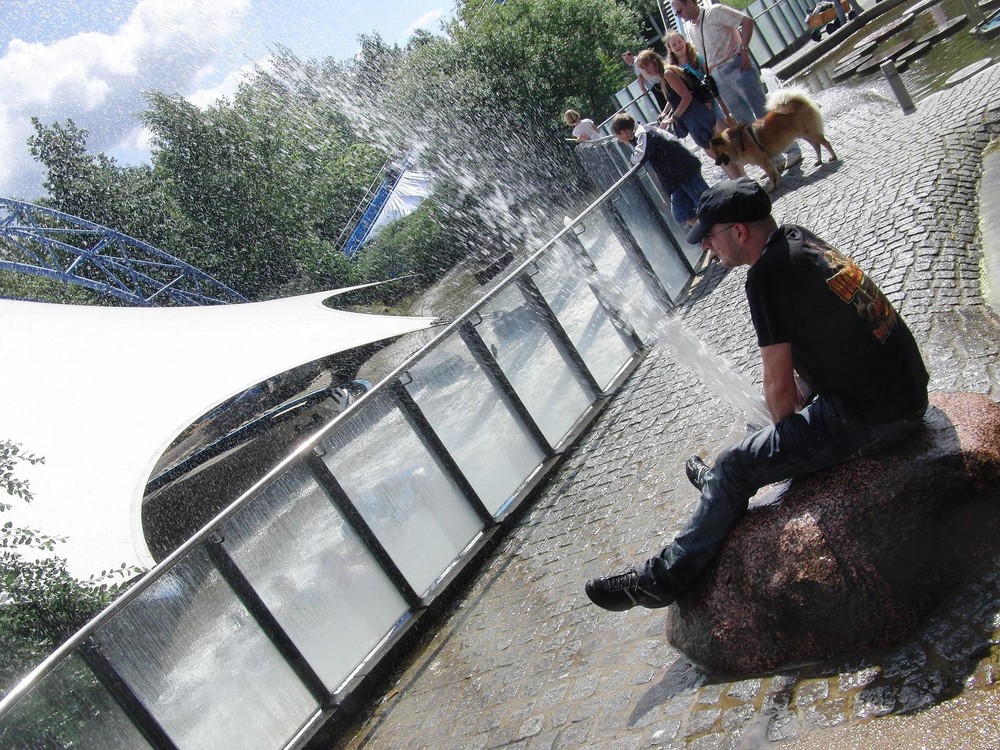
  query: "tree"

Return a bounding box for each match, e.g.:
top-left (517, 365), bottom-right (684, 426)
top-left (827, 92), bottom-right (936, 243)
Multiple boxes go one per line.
top-left (20, 58), bottom-right (391, 303)
top-left (139, 60), bottom-right (391, 299)
top-left (354, 176), bottom-right (503, 304)
top-left (349, 0), bottom-right (642, 268)
top-left (26, 118), bottom-right (186, 256)
top-left (451, 0), bottom-right (640, 122)
top-left (15, 0), bottom-right (646, 305)
top-left (0, 440), bottom-right (137, 699)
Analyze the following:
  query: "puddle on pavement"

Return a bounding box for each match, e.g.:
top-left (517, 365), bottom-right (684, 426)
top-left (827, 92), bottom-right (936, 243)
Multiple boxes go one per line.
top-left (981, 144), bottom-right (1000, 310)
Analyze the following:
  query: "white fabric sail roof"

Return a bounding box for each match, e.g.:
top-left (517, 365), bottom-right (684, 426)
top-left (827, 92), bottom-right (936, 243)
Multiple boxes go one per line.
top-left (364, 169), bottom-right (432, 244)
top-left (0, 290), bottom-right (437, 578)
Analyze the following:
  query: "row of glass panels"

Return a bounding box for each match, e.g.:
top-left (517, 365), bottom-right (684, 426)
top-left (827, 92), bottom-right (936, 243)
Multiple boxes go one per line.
top-left (748, 0), bottom-right (815, 63)
top-left (0, 170), bottom-right (696, 749)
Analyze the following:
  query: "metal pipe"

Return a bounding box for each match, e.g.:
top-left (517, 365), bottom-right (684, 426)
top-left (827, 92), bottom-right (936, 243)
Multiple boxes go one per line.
top-left (880, 60), bottom-right (916, 115)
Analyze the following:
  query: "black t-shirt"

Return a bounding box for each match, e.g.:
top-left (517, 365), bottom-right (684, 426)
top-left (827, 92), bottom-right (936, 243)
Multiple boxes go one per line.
top-left (746, 225), bottom-right (928, 423)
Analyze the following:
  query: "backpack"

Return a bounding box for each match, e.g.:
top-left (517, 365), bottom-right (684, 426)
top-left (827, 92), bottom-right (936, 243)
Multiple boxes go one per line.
top-left (679, 67), bottom-right (714, 104)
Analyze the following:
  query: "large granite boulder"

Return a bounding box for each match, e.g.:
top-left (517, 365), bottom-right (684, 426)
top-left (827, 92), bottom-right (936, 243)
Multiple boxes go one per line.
top-left (666, 392), bottom-right (1000, 675)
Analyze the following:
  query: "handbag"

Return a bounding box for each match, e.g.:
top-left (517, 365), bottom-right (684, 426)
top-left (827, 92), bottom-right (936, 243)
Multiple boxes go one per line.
top-left (680, 68), bottom-right (715, 103)
top-left (698, 23), bottom-right (720, 101)
top-left (702, 73), bottom-right (720, 100)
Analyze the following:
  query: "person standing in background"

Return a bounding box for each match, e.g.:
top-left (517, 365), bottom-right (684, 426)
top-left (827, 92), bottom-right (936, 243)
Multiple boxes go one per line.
top-left (563, 110), bottom-right (601, 142)
top-left (671, 0), bottom-right (801, 171)
top-left (624, 50), bottom-right (667, 111)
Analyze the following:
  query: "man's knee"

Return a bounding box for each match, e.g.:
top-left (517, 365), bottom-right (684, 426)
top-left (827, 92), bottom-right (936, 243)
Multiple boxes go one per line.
top-left (709, 444), bottom-right (759, 500)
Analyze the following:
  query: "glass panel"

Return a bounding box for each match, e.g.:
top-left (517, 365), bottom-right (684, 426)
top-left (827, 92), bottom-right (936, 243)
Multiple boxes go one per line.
top-left (617, 83), bottom-right (660, 126)
top-left (612, 179), bottom-right (692, 300)
top-left (0, 652), bottom-right (152, 749)
top-left (221, 464), bottom-right (410, 692)
top-left (96, 548), bottom-right (316, 750)
top-left (317, 391), bottom-right (483, 596)
top-left (575, 142), bottom-right (701, 282)
top-left (574, 141), bottom-right (627, 192)
top-left (771, 2), bottom-right (799, 44)
top-left (404, 334), bottom-right (546, 514)
top-left (575, 208), bottom-right (660, 342)
top-left (476, 285), bottom-right (594, 446)
top-left (635, 171), bottom-right (703, 271)
top-left (754, 10), bottom-right (782, 58)
top-left (533, 243), bottom-right (635, 390)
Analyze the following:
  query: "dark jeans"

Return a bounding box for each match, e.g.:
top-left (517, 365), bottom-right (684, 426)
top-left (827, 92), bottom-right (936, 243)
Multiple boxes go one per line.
top-left (670, 171), bottom-right (710, 225)
top-left (642, 394), bottom-right (926, 595)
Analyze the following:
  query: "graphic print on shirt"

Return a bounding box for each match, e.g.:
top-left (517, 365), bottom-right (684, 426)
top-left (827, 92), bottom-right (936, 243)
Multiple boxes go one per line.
top-left (806, 237), bottom-right (898, 343)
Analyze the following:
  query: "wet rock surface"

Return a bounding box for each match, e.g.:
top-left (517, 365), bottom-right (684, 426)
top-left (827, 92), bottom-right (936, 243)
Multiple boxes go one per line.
top-left (667, 392), bottom-right (1000, 674)
top-left (328, 52), bottom-right (1000, 750)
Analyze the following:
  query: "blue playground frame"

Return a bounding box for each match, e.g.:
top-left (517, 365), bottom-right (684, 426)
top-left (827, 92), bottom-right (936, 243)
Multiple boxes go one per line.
top-left (0, 198), bottom-right (248, 306)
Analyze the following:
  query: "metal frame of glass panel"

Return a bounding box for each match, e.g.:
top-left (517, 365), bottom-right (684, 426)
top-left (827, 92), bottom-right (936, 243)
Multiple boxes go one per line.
top-left (573, 137), bottom-right (707, 307)
top-left (0, 164), bottom-right (699, 750)
top-left (746, 0), bottom-right (814, 64)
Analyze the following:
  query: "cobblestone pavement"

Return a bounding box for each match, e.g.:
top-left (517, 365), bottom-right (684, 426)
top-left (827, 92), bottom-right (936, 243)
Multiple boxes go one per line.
top-left (329, 65), bottom-right (1000, 750)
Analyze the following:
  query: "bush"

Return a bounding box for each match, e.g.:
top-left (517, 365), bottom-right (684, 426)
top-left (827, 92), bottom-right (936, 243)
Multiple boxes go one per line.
top-left (0, 441), bottom-right (139, 699)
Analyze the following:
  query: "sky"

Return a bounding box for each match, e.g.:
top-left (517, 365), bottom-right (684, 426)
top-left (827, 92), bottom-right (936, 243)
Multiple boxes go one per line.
top-left (0, 0), bottom-right (454, 200)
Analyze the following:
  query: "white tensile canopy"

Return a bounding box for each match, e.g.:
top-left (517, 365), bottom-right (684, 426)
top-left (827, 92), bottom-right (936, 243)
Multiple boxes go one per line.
top-left (0, 290), bottom-right (437, 579)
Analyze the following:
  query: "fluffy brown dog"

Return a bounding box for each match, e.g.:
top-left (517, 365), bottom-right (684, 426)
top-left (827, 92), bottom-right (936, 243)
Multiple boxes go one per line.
top-left (710, 88), bottom-right (838, 190)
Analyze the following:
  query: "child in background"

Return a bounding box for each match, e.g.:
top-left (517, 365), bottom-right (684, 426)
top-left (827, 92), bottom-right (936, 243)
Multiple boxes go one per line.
top-left (563, 109), bottom-right (601, 142)
top-left (665, 31), bottom-right (707, 78)
top-left (611, 112), bottom-right (709, 228)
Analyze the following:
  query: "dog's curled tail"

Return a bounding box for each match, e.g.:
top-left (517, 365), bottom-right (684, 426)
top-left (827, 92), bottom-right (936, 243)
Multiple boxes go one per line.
top-left (765, 86), bottom-right (820, 115)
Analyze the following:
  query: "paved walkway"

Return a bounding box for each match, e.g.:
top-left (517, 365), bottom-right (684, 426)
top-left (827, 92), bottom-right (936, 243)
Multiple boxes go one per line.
top-left (327, 64), bottom-right (1000, 750)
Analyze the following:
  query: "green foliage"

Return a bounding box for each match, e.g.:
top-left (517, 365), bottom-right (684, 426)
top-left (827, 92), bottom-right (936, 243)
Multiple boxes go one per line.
top-left (370, 0), bottom-right (641, 255)
top-left (352, 174), bottom-right (517, 306)
top-left (452, 0), bottom-right (640, 123)
top-left (19, 58), bottom-right (389, 302)
top-left (0, 443), bottom-right (43, 511)
top-left (137, 62), bottom-right (393, 299)
top-left (0, 270), bottom-right (103, 305)
top-left (0, 441), bottom-right (138, 699)
top-left (354, 199), bottom-right (448, 301)
top-left (26, 118), bottom-right (187, 255)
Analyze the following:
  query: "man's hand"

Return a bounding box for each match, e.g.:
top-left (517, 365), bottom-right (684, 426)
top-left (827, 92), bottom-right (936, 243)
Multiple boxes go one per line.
top-left (738, 16), bottom-right (756, 72)
top-left (738, 48), bottom-right (751, 71)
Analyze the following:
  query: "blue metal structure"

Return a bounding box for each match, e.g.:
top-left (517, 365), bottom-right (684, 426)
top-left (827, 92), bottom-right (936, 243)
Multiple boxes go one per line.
top-left (0, 198), bottom-right (248, 306)
top-left (340, 156), bottom-right (410, 259)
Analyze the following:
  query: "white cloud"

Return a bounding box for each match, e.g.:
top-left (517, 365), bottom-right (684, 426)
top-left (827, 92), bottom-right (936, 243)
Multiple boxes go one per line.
top-left (186, 56), bottom-right (273, 109)
top-left (0, 0), bottom-right (251, 199)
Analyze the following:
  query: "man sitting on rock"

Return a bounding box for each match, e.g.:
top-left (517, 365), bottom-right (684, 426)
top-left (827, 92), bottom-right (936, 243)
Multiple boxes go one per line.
top-left (585, 178), bottom-right (929, 612)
